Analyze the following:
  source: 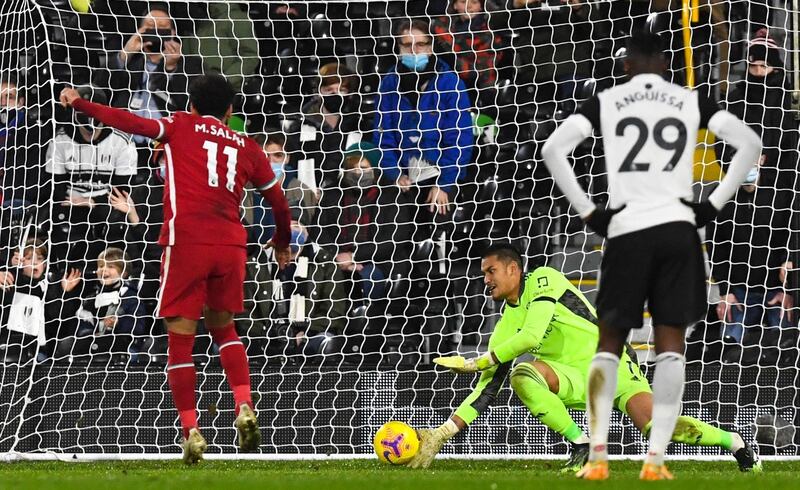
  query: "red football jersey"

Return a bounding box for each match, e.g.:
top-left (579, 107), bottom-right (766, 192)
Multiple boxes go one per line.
top-left (155, 112), bottom-right (278, 247)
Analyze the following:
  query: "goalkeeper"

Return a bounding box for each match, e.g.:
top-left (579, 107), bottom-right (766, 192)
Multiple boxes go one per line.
top-left (409, 243), bottom-right (760, 473)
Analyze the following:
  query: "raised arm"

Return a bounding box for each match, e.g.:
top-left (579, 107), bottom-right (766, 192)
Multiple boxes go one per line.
top-left (60, 88), bottom-right (162, 140)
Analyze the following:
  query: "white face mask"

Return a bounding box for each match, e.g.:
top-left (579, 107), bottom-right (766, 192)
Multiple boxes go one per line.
top-left (0, 107), bottom-right (18, 126)
top-left (744, 167), bottom-right (759, 185)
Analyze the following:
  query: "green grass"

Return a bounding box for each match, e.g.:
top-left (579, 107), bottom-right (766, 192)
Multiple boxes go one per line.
top-left (0, 459), bottom-right (797, 490)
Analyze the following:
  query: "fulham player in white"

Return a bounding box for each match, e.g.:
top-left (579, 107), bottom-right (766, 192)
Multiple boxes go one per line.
top-left (541, 32), bottom-right (762, 480)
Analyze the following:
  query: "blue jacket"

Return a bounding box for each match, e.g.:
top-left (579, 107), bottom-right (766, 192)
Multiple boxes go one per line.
top-left (373, 60), bottom-right (473, 195)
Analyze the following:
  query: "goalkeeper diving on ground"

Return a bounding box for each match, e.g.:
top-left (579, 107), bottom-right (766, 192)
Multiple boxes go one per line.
top-left (408, 243), bottom-right (761, 473)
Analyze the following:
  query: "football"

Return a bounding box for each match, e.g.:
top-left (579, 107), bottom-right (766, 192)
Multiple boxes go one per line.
top-left (373, 421), bottom-right (420, 465)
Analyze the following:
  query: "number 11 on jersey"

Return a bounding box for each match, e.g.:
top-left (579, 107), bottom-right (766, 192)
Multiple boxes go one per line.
top-left (202, 140), bottom-right (239, 192)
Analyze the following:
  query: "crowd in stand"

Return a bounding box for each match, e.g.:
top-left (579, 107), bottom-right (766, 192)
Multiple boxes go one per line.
top-left (0, 0), bottom-right (797, 368)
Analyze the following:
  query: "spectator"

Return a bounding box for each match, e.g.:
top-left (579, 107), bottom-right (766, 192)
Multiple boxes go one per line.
top-left (0, 239), bottom-right (50, 362)
top-left (431, 0), bottom-right (505, 93)
top-left (46, 86), bottom-right (138, 273)
top-left (1, 75), bottom-right (27, 201)
top-left (374, 18), bottom-right (473, 242)
top-left (105, 3), bottom-right (200, 146)
top-left (508, 0), bottom-right (598, 102)
top-left (250, 131), bottom-right (319, 246)
top-left (724, 30), bottom-right (798, 196)
top-left (1, 74), bottom-right (44, 212)
top-left (182, 1), bottom-right (260, 92)
top-left (291, 62), bottom-right (366, 187)
top-left (61, 247), bottom-right (146, 363)
top-left (314, 143), bottom-right (413, 303)
top-left (240, 225), bottom-right (351, 360)
top-left (708, 164), bottom-right (794, 365)
top-left (108, 154), bottom-right (165, 350)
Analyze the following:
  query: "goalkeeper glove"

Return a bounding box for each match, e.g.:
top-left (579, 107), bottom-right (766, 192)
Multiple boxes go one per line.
top-left (433, 353), bottom-right (496, 374)
top-left (408, 420), bottom-right (460, 469)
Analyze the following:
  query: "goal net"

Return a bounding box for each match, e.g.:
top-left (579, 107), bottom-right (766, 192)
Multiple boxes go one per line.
top-left (0, 0), bottom-right (797, 460)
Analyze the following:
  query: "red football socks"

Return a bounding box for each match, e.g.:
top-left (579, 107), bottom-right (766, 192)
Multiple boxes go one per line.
top-left (210, 323), bottom-right (253, 415)
top-left (167, 331), bottom-right (197, 439)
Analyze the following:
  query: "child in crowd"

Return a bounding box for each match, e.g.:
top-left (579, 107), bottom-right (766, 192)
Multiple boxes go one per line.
top-left (66, 247), bottom-right (146, 362)
top-left (0, 238), bottom-right (52, 362)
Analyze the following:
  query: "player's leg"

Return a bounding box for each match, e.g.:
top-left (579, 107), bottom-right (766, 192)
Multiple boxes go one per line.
top-left (642, 222), bottom-right (707, 479)
top-left (509, 361), bottom-right (589, 472)
top-left (158, 245), bottom-right (208, 464)
top-left (619, 355), bottom-right (751, 465)
top-left (640, 323), bottom-right (686, 479)
top-left (206, 246), bottom-right (260, 451)
top-left (583, 322), bottom-right (627, 463)
top-left (581, 229), bottom-right (649, 480)
top-left (165, 316), bottom-right (207, 464)
top-left (624, 392), bottom-right (761, 471)
top-left (205, 308), bottom-right (253, 413)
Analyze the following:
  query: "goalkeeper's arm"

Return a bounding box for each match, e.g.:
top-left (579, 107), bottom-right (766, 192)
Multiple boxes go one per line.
top-left (409, 363), bottom-right (512, 469)
top-left (434, 299), bottom-right (555, 373)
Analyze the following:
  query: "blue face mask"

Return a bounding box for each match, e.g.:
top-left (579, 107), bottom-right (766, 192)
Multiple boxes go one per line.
top-left (290, 228), bottom-right (306, 253)
top-left (400, 53), bottom-right (429, 72)
top-left (271, 162), bottom-right (284, 181)
top-left (744, 167), bottom-right (759, 184)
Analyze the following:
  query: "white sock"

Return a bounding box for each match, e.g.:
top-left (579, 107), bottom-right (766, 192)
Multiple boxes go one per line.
top-left (646, 351), bottom-right (686, 466)
top-left (730, 432), bottom-right (745, 453)
top-left (586, 352), bottom-right (620, 462)
top-left (575, 432), bottom-right (590, 445)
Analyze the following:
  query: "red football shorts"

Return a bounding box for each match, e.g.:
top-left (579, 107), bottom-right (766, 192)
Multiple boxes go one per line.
top-left (157, 244), bottom-right (247, 320)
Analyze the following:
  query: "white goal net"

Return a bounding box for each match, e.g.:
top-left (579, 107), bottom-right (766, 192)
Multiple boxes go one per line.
top-left (0, 0), bottom-right (798, 460)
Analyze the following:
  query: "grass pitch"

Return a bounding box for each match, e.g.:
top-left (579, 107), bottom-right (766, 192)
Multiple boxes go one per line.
top-left (0, 459), bottom-right (797, 490)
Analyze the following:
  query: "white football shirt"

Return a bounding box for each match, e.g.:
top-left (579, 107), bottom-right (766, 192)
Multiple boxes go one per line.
top-left (579, 74), bottom-right (718, 237)
top-left (542, 72), bottom-right (761, 239)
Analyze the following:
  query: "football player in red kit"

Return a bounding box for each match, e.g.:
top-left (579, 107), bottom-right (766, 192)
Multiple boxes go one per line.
top-left (60, 75), bottom-right (292, 464)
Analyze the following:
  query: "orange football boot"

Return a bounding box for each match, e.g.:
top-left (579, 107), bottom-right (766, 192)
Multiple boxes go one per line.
top-left (576, 460), bottom-right (609, 480)
top-left (639, 463), bottom-right (674, 481)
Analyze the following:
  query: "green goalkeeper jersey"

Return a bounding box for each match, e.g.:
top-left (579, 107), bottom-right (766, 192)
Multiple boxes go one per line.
top-left (454, 266), bottom-right (601, 424)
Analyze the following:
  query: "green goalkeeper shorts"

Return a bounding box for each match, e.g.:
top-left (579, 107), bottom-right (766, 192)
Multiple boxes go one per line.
top-left (539, 353), bottom-right (651, 415)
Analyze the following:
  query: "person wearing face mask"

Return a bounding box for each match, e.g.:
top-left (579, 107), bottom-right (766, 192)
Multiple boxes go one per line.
top-left (724, 30), bottom-right (797, 195)
top-left (706, 156), bottom-right (796, 367)
top-left (313, 143), bottom-right (413, 303)
top-left (45, 85), bottom-right (138, 273)
top-left (292, 63), bottom-right (366, 187)
top-left (374, 18), bottom-right (473, 245)
top-left (249, 132), bottom-right (318, 247)
top-left (0, 76), bottom-right (25, 155)
top-left (0, 74), bottom-right (41, 207)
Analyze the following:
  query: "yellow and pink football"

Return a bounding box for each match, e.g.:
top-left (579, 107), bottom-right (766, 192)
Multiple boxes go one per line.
top-left (373, 421), bottom-right (419, 465)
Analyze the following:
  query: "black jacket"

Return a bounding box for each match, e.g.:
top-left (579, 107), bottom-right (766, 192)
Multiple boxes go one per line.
top-left (103, 50), bottom-right (201, 114)
top-left (724, 71), bottom-right (798, 193)
top-left (707, 187), bottom-right (791, 294)
top-left (313, 175), bottom-right (413, 276)
top-left (287, 96), bottom-right (371, 187)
